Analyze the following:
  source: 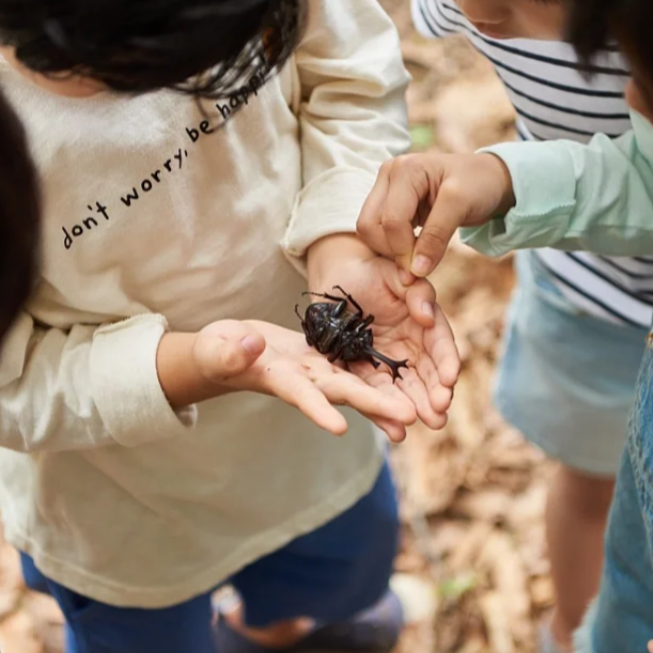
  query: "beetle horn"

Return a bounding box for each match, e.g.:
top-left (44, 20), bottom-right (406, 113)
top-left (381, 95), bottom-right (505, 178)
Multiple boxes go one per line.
top-left (364, 347), bottom-right (409, 383)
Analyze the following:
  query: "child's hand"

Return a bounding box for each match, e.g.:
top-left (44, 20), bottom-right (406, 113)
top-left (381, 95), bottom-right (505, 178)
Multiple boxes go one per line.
top-left (157, 319), bottom-right (417, 439)
top-left (307, 235), bottom-right (461, 437)
top-left (222, 321), bottom-right (417, 440)
top-left (356, 153), bottom-right (516, 278)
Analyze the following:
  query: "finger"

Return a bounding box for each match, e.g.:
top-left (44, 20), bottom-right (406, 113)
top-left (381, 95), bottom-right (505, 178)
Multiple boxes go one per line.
top-left (380, 157), bottom-right (433, 270)
top-left (288, 379), bottom-right (347, 435)
top-left (321, 364), bottom-right (417, 426)
top-left (417, 354), bottom-right (454, 417)
top-left (405, 279), bottom-right (437, 328)
top-left (366, 415), bottom-right (407, 444)
top-left (411, 181), bottom-right (468, 277)
top-left (427, 305), bottom-right (461, 388)
top-left (195, 320), bottom-right (266, 382)
top-left (380, 265), bottom-right (435, 327)
top-left (395, 365), bottom-right (444, 430)
top-left (273, 375), bottom-right (349, 436)
top-left (357, 162), bottom-right (394, 258)
top-left (348, 362), bottom-right (417, 439)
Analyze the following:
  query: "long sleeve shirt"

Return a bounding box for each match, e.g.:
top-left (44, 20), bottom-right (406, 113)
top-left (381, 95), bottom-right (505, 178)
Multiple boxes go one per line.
top-left (0, 0), bottom-right (410, 608)
top-left (461, 110), bottom-right (653, 264)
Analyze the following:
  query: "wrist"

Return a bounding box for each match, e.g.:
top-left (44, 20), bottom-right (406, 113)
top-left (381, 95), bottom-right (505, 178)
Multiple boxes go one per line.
top-left (479, 153), bottom-right (517, 218)
top-left (307, 234), bottom-right (374, 286)
top-left (156, 331), bottom-right (229, 409)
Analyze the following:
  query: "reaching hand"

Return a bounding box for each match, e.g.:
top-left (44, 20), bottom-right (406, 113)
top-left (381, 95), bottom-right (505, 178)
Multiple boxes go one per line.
top-left (356, 152), bottom-right (515, 278)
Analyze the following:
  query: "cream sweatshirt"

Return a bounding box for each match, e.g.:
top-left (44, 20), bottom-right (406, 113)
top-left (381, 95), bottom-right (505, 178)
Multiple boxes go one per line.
top-left (0, 0), bottom-right (410, 607)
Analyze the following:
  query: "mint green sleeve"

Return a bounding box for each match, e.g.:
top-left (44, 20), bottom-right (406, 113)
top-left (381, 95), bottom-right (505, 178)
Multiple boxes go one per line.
top-left (460, 114), bottom-right (653, 257)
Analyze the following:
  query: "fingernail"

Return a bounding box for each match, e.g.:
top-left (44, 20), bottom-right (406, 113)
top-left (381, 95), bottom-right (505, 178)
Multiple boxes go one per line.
top-left (240, 335), bottom-right (263, 356)
top-left (422, 302), bottom-right (435, 319)
top-left (398, 268), bottom-right (414, 286)
top-left (411, 255), bottom-right (433, 277)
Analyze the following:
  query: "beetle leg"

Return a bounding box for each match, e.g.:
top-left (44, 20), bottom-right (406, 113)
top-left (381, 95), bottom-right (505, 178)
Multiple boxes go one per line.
top-left (294, 304), bottom-right (303, 321)
top-left (354, 315), bottom-right (374, 333)
top-left (304, 290), bottom-right (348, 305)
top-left (342, 313), bottom-right (362, 330)
top-left (327, 345), bottom-right (344, 363)
top-left (332, 286), bottom-right (365, 317)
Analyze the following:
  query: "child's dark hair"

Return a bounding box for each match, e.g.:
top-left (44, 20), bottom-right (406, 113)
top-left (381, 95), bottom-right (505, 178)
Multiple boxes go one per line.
top-left (0, 88), bottom-right (40, 344)
top-left (567, 0), bottom-right (653, 77)
top-left (0, 0), bottom-right (305, 98)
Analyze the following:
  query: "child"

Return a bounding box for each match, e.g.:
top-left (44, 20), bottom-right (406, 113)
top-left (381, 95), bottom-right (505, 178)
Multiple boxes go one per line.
top-left (0, 1), bottom-right (461, 651)
top-left (357, 0), bottom-right (653, 650)
top-left (0, 87), bottom-right (40, 345)
top-left (395, 2), bottom-right (640, 650)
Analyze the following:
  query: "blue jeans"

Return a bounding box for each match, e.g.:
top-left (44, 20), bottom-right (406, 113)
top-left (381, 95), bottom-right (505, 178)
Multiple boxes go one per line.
top-left (20, 462), bottom-right (398, 653)
top-left (575, 336), bottom-right (653, 652)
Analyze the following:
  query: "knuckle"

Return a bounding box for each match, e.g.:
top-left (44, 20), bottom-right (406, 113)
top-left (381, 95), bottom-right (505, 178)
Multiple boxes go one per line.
top-left (356, 216), bottom-right (373, 236)
top-left (419, 224), bottom-right (452, 252)
top-left (402, 155), bottom-right (426, 177)
top-left (380, 209), bottom-right (406, 232)
top-left (394, 153), bottom-right (439, 185)
top-left (439, 178), bottom-right (465, 204)
top-left (379, 159), bottom-right (394, 177)
top-left (389, 154), bottom-right (415, 178)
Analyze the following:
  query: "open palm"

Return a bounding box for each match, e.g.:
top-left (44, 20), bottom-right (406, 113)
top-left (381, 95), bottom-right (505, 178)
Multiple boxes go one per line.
top-left (305, 256), bottom-right (460, 434)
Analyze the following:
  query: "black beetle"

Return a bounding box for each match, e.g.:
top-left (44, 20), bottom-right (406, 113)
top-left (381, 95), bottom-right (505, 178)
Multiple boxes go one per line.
top-left (295, 285), bottom-right (409, 382)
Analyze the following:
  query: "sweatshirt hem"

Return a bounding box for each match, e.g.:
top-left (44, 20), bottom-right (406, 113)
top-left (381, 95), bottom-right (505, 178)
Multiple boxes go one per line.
top-left (8, 449), bottom-right (384, 609)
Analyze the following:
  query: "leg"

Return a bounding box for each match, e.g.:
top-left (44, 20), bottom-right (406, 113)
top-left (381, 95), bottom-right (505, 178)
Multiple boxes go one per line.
top-left (354, 314), bottom-right (375, 333)
top-left (493, 251), bottom-right (648, 651)
top-left (546, 465), bottom-right (614, 650)
top-left (302, 290), bottom-right (345, 305)
top-left (294, 305), bottom-right (314, 346)
top-left (327, 344), bottom-right (344, 363)
top-left (218, 461), bottom-right (401, 651)
top-left (575, 340), bottom-right (653, 652)
top-left (574, 446), bottom-right (653, 653)
top-left (332, 285), bottom-right (364, 316)
top-left (19, 554), bottom-right (216, 653)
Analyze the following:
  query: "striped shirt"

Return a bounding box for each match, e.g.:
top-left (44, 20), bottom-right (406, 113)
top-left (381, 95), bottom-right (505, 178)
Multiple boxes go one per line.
top-left (413, 0), bottom-right (653, 328)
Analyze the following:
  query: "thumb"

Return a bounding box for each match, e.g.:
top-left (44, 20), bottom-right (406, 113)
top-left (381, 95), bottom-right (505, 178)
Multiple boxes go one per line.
top-left (195, 320), bottom-right (266, 382)
top-left (405, 279), bottom-right (437, 328)
top-left (410, 185), bottom-right (466, 278)
top-left (383, 262), bottom-right (437, 329)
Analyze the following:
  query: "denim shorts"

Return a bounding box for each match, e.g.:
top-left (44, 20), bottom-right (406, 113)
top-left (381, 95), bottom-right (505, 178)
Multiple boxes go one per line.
top-left (495, 250), bottom-right (649, 476)
top-left (19, 462), bottom-right (399, 653)
top-left (574, 332), bottom-right (653, 652)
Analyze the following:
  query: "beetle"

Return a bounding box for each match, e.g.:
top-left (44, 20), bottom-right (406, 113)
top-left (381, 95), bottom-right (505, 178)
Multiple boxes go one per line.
top-left (295, 285), bottom-right (409, 382)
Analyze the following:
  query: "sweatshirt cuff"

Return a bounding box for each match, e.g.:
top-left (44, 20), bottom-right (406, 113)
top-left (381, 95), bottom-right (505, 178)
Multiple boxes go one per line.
top-left (90, 315), bottom-right (197, 447)
top-left (460, 143), bottom-right (577, 257)
top-left (281, 167), bottom-right (377, 275)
